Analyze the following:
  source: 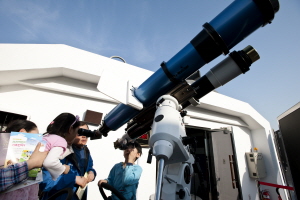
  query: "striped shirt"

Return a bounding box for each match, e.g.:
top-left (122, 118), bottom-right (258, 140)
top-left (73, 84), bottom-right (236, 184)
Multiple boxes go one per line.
top-left (0, 161), bottom-right (28, 192)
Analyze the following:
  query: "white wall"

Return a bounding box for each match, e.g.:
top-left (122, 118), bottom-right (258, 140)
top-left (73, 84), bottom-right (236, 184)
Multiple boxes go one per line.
top-left (0, 44), bottom-right (153, 86)
top-left (232, 126), bottom-right (257, 200)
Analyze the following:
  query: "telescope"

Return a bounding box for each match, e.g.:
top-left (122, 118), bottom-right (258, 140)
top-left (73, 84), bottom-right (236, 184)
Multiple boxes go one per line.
top-left (98, 0), bottom-right (280, 141)
top-left (115, 45), bottom-right (260, 147)
top-left (78, 128), bottom-right (102, 140)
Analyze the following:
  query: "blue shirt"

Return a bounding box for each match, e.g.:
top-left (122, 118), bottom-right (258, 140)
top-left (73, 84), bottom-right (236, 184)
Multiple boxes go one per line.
top-left (74, 145), bottom-right (87, 176)
top-left (107, 162), bottom-right (142, 200)
top-left (39, 145), bottom-right (96, 200)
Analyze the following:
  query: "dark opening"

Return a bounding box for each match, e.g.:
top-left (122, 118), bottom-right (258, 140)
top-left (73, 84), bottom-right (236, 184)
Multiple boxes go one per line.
top-left (0, 111), bottom-right (27, 132)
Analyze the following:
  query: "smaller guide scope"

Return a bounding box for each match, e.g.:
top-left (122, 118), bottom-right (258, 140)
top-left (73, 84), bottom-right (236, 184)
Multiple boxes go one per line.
top-left (78, 128), bottom-right (102, 140)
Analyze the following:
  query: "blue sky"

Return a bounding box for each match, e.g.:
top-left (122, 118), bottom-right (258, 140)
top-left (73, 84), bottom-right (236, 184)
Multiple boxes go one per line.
top-left (0, 0), bottom-right (299, 130)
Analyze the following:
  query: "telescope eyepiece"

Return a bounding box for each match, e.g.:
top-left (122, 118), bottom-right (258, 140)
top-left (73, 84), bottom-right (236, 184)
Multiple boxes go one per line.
top-left (114, 139), bottom-right (141, 151)
top-left (78, 128), bottom-right (102, 140)
top-left (242, 45), bottom-right (260, 63)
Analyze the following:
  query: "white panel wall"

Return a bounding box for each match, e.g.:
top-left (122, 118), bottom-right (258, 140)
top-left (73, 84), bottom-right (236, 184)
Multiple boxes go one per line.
top-left (231, 126), bottom-right (258, 200)
top-left (251, 128), bottom-right (287, 200)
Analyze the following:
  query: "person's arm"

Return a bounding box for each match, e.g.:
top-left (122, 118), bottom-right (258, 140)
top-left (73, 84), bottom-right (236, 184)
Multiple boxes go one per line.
top-left (43, 147), bottom-right (69, 180)
top-left (40, 167), bottom-right (77, 192)
top-left (40, 156), bottom-right (87, 194)
top-left (0, 161), bottom-right (28, 192)
top-left (106, 164), bottom-right (117, 185)
top-left (98, 164), bottom-right (116, 186)
top-left (122, 165), bottom-right (142, 186)
top-left (27, 142), bottom-right (48, 170)
top-left (0, 142), bottom-right (48, 192)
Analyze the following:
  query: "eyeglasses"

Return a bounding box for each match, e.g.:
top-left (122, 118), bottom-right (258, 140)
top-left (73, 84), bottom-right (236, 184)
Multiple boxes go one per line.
top-left (71, 115), bottom-right (80, 127)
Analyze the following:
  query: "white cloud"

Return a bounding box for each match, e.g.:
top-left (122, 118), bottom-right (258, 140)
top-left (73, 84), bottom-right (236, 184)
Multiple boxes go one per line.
top-left (16, 133), bottom-right (26, 137)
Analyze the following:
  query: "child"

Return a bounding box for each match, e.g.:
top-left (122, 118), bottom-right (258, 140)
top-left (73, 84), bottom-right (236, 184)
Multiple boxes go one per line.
top-left (98, 141), bottom-right (143, 200)
top-left (39, 121), bottom-right (97, 200)
top-left (0, 120), bottom-right (42, 200)
top-left (42, 113), bottom-right (80, 181)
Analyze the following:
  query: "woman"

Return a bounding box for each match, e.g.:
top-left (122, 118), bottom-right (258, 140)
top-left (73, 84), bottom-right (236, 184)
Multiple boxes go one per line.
top-left (0, 120), bottom-right (47, 200)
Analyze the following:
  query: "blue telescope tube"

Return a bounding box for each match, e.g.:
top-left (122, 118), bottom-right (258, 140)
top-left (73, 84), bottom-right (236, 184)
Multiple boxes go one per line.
top-left (99, 0), bottom-right (279, 136)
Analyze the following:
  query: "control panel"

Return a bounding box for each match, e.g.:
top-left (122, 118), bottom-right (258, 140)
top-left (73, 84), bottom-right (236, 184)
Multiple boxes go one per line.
top-left (245, 152), bottom-right (267, 179)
